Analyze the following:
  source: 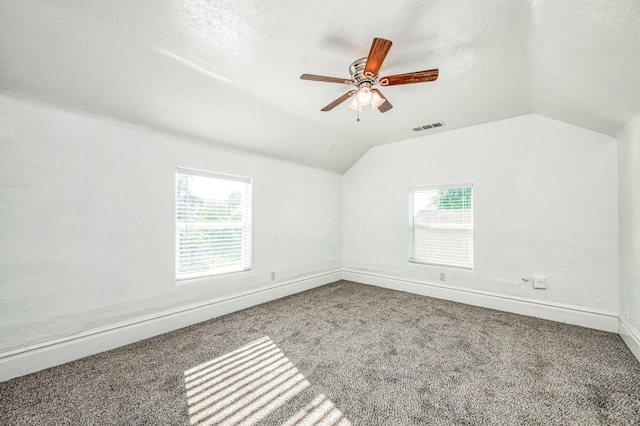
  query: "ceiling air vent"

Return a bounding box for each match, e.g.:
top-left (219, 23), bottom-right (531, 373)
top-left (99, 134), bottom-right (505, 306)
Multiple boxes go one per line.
top-left (413, 121), bottom-right (446, 132)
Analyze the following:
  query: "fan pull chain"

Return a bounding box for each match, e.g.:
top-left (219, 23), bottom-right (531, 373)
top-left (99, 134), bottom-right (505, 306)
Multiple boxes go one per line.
top-left (357, 109), bottom-right (360, 122)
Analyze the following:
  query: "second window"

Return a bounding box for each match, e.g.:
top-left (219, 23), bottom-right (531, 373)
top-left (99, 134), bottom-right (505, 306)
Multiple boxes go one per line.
top-left (409, 184), bottom-right (473, 270)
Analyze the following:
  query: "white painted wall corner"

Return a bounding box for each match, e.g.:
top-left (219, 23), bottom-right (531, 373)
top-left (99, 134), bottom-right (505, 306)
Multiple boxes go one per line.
top-left (619, 318), bottom-right (640, 363)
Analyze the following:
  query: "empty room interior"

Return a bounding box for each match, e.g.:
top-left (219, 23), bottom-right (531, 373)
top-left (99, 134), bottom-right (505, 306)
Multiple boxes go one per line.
top-left (1, 1), bottom-right (640, 425)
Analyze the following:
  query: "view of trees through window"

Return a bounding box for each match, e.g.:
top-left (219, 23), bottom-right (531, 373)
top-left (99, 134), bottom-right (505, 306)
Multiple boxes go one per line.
top-left (434, 187), bottom-right (472, 210)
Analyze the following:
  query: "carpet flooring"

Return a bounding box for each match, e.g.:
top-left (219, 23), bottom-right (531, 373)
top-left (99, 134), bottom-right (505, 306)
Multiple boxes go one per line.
top-left (1, 280), bottom-right (639, 425)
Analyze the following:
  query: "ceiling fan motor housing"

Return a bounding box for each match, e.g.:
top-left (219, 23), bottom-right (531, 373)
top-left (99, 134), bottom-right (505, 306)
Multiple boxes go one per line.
top-left (350, 58), bottom-right (377, 88)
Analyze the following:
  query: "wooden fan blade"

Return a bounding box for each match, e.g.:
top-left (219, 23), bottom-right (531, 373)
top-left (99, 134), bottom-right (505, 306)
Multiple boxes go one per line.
top-left (321, 90), bottom-right (356, 111)
top-left (372, 89), bottom-right (393, 113)
top-left (301, 74), bottom-right (354, 85)
top-left (363, 38), bottom-right (392, 78)
top-left (379, 69), bottom-right (439, 86)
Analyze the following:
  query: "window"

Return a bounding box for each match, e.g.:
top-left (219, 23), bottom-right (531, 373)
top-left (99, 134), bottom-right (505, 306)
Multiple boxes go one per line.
top-left (175, 168), bottom-right (251, 280)
top-left (409, 184), bottom-right (473, 269)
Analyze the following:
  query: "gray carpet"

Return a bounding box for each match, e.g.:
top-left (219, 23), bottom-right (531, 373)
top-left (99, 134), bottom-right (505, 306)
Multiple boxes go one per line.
top-left (1, 280), bottom-right (640, 425)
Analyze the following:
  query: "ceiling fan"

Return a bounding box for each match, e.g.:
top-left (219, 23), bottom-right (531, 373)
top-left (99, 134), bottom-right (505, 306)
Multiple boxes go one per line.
top-left (300, 37), bottom-right (439, 114)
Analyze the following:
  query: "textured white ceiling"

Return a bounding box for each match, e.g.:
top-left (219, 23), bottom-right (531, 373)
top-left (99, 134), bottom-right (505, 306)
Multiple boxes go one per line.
top-left (1, 0), bottom-right (639, 172)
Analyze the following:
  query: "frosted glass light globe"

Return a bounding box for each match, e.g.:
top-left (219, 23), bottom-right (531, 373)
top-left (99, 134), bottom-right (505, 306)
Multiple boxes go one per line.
top-left (356, 87), bottom-right (373, 106)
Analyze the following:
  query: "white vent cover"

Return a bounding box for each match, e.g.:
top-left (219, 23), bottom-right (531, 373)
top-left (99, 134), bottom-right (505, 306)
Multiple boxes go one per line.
top-left (413, 122), bottom-right (445, 132)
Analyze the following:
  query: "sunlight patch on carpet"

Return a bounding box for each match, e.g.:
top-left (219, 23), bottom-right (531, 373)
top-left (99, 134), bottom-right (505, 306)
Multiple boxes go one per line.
top-left (184, 336), bottom-right (351, 426)
top-left (283, 394), bottom-right (352, 426)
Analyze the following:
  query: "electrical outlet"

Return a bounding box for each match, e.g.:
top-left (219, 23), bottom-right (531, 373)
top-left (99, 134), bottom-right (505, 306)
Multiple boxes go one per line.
top-left (439, 272), bottom-right (446, 282)
top-left (270, 272), bottom-right (276, 281)
top-left (532, 275), bottom-right (546, 289)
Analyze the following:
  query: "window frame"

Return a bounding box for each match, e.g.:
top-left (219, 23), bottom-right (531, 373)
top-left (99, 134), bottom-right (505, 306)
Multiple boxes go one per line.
top-left (175, 167), bottom-right (252, 281)
top-left (408, 183), bottom-right (474, 270)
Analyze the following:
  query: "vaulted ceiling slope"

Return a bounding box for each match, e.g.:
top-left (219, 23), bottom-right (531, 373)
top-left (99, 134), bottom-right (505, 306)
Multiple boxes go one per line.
top-left (1, 1), bottom-right (639, 172)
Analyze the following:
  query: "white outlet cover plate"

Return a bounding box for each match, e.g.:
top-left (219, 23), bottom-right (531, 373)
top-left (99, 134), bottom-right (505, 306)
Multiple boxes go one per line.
top-left (532, 275), bottom-right (547, 289)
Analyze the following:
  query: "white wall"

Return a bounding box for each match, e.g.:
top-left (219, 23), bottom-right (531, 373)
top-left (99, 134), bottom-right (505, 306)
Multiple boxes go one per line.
top-left (618, 113), bottom-right (640, 358)
top-left (0, 95), bottom-right (342, 354)
top-left (343, 115), bottom-right (619, 321)
top-left (1, 99), bottom-right (633, 375)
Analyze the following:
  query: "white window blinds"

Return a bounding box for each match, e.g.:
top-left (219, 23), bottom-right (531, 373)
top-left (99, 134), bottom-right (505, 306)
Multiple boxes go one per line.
top-left (409, 184), bottom-right (473, 270)
top-left (176, 168), bottom-right (252, 280)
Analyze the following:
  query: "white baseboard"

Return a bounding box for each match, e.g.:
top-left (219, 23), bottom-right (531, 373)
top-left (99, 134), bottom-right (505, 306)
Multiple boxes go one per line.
top-left (1, 269), bottom-right (630, 383)
top-left (619, 318), bottom-right (640, 363)
top-left (342, 270), bottom-right (619, 333)
top-left (0, 270), bottom-right (341, 382)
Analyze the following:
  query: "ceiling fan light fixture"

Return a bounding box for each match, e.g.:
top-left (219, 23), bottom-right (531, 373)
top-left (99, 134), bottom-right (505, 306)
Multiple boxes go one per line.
top-left (348, 96), bottom-right (362, 112)
top-left (356, 86), bottom-right (373, 106)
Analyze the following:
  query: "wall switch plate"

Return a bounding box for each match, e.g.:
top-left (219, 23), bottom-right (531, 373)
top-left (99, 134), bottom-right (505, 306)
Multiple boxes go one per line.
top-left (439, 272), bottom-right (446, 281)
top-left (532, 275), bottom-right (546, 289)
top-left (270, 272), bottom-right (276, 281)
